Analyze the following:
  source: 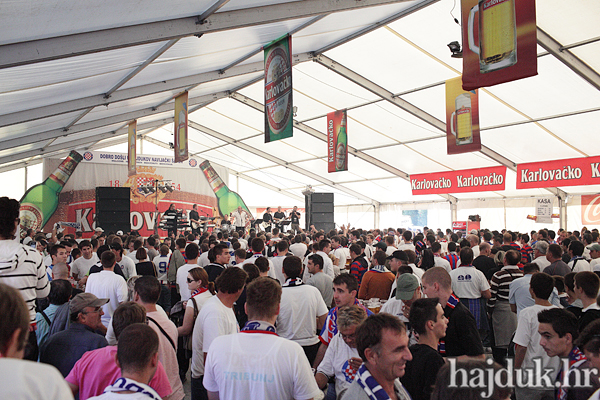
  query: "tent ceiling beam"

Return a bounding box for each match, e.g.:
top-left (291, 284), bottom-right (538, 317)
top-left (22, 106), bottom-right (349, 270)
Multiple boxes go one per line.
top-left (188, 120), bottom-right (380, 205)
top-left (0, 0), bottom-right (409, 69)
top-left (537, 28), bottom-right (600, 92)
top-left (0, 159), bottom-right (43, 174)
top-left (0, 53), bottom-right (312, 128)
top-left (229, 91), bottom-right (458, 204)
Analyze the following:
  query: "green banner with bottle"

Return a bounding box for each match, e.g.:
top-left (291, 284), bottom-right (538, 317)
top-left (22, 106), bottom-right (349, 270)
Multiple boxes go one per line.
top-left (264, 34), bottom-right (293, 143)
top-left (327, 109), bottom-right (348, 172)
top-left (200, 160), bottom-right (252, 219)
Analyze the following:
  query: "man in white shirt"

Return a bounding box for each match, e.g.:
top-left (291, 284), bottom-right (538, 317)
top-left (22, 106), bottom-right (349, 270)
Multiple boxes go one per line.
top-left (568, 240), bottom-right (591, 272)
top-left (191, 267), bottom-right (248, 400)
top-left (231, 206), bottom-right (249, 236)
top-left (432, 242), bottom-right (451, 273)
top-left (590, 243), bottom-right (600, 271)
top-left (331, 236), bottom-right (348, 273)
top-left (110, 243), bottom-right (136, 281)
top-left (277, 256), bottom-right (328, 366)
top-left (204, 277), bottom-right (321, 400)
top-left (468, 234), bottom-right (481, 258)
top-left (531, 240), bottom-right (551, 271)
top-left (398, 231), bottom-right (416, 252)
top-left (315, 239), bottom-right (335, 279)
top-left (574, 271), bottom-right (600, 332)
top-left (176, 243), bottom-right (200, 302)
top-left (289, 234), bottom-right (308, 261)
top-left (85, 251), bottom-right (127, 328)
top-left (71, 240), bottom-right (100, 281)
top-left (513, 272), bottom-right (559, 400)
top-left (269, 240), bottom-right (289, 285)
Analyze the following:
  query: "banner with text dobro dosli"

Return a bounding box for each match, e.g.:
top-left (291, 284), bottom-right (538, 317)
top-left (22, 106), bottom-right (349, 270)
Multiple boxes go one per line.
top-left (516, 156), bottom-right (600, 189)
top-left (128, 121), bottom-right (136, 177)
top-left (174, 92), bottom-right (189, 163)
top-left (327, 109), bottom-right (348, 172)
top-left (264, 34), bottom-right (293, 143)
top-left (42, 151), bottom-right (228, 238)
top-left (446, 77), bottom-right (481, 155)
top-left (461, 0), bottom-right (537, 91)
top-left (411, 166), bottom-right (506, 195)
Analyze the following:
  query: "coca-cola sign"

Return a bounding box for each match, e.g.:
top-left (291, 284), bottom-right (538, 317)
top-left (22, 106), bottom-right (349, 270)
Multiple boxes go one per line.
top-left (582, 194), bottom-right (600, 225)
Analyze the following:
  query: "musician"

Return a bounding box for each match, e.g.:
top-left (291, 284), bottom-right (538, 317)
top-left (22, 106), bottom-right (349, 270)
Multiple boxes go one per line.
top-left (262, 207), bottom-right (273, 233)
top-left (163, 204), bottom-right (178, 237)
top-left (231, 206), bottom-right (249, 236)
top-left (189, 204), bottom-right (200, 235)
top-left (273, 206), bottom-right (286, 232)
top-left (289, 206), bottom-right (301, 234)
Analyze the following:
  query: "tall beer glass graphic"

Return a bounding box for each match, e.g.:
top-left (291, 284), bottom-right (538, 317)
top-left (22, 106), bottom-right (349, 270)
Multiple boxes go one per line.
top-left (468, 0), bottom-right (517, 73)
top-left (450, 93), bottom-right (473, 145)
top-left (177, 110), bottom-right (186, 157)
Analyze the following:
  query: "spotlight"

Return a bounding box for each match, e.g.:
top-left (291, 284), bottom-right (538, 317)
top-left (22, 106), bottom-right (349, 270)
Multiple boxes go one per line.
top-left (146, 184), bottom-right (156, 194)
top-left (166, 184), bottom-right (174, 193)
top-left (447, 41), bottom-right (462, 58)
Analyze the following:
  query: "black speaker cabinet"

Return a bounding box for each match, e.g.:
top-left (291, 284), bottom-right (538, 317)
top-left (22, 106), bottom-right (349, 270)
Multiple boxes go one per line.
top-left (309, 193), bottom-right (334, 232)
top-left (95, 187), bottom-right (131, 234)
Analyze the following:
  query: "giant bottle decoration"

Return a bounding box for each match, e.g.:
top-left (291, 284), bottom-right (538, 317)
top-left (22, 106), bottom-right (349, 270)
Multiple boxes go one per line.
top-left (19, 150), bottom-right (83, 236)
top-left (199, 160), bottom-right (253, 218)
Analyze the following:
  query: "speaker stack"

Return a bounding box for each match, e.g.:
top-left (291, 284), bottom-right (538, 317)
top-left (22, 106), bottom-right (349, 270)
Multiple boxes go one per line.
top-left (95, 187), bottom-right (131, 234)
top-left (307, 193), bottom-right (334, 233)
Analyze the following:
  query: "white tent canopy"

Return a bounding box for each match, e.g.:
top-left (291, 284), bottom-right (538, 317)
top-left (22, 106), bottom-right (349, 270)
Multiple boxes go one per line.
top-left (1, 0), bottom-right (599, 231)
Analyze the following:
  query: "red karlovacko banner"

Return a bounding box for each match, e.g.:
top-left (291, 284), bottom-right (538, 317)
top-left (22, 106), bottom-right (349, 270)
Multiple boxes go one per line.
top-left (327, 109), bottom-right (348, 172)
top-left (411, 166), bottom-right (506, 195)
top-left (581, 194), bottom-right (600, 225)
top-left (516, 156), bottom-right (600, 189)
top-left (461, 0), bottom-right (537, 91)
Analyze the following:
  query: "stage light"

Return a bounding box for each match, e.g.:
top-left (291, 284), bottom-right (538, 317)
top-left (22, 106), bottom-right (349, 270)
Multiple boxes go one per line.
top-left (447, 41), bottom-right (462, 58)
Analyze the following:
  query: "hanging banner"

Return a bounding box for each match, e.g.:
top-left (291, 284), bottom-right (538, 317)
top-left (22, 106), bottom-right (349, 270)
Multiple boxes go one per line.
top-left (446, 77), bottom-right (481, 155)
top-left (461, 0), bottom-right (537, 91)
top-left (581, 194), bottom-right (600, 225)
top-left (327, 109), bottom-right (348, 172)
top-left (535, 198), bottom-right (553, 224)
top-left (127, 120), bottom-right (136, 177)
top-left (174, 92), bottom-right (189, 163)
top-left (516, 156), bottom-right (600, 189)
top-left (410, 166), bottom-right (506, 195)
top-left (264, 34), bottom-right (293, 143)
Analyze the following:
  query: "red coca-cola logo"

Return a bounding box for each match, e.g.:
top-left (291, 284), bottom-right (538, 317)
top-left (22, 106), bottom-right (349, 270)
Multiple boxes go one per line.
top-left (582, 194), bottom-right (600, 224)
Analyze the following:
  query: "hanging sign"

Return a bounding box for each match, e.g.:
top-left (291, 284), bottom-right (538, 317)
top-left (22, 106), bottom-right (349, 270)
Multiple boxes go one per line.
top-left (264, 34), bottom-right (293, 143)
top-left (327, 109), bottom-right (348, 172)
top-left (535, 198), bottom-right (553, 224)
top-left (410, 166), bottom-right (506, 195)
top-left (174, 92), bottom-right (189, 163)
top-left (516, 156), bottom-right (600, 189)
top-left (582, 194), bottom-right (600, 225)
top-left (446, 77), bottom-right (481, 155)
top-left (127, 120), bottom-right (137, 177)
top-left (461, 0), bottom-right (537, 91)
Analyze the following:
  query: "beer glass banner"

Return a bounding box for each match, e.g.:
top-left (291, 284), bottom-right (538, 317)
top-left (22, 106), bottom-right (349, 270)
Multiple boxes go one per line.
top-left (582, 195), bottom-right (600, 225)
top-left (461, 0), bottom-right (537, 91)
top-left (264, 34), bottom-right (293, 143)
top-left (174, 92), bottom-right (189, 163)
top-left (516, 156), bottom-right (600, 189)
top-left (410, 166), bottom-right (506, 195)
top-left (41, 152), bottom-right (228, 237)
top-left (128, 121), bottom-right (136, 177)
top-left (446, 77), bottom-right (481, 155)
top-left (327, 109), bottom-right (348, 172)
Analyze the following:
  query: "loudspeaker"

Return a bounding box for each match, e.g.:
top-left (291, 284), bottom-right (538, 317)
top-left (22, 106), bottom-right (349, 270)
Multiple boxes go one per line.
top-left (309, 192), bottom-right (334, 232)
top-left (95, 187), bottom-right (131, 234)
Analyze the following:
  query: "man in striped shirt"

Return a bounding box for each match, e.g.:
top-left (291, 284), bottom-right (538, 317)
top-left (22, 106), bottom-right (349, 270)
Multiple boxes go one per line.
top-left (488, 249), bottom-right (523, 365)
top-left (0, 197), bottom-right (50, 361)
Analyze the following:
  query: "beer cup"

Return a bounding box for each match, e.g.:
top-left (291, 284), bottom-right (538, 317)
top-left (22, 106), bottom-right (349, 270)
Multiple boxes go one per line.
top-left (177, 110), bottom-right (186, 156)
top-left (468, 0), bottom-right (517, 73)
top-left (450, 93), bottom-right (474, 146)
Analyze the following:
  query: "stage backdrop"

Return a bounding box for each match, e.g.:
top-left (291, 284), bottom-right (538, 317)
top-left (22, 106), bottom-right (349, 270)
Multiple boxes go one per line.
top-left (43, 151), bottom-right (229, 238)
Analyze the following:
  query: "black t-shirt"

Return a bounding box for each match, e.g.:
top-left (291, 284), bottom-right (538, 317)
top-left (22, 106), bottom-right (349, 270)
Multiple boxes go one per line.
top-left (189, 210), bottom-right (199, 223)
top-left (88, 263), bottom-right (126, 280)
top-left (444, 300), bottom-right (484, 357)
top-left (273, 211), bottom-right (285, 221)
top-left (136, 261), bottom-right (156, 277)
top-left (263, 213), bottom-right (272, 222)
top-left (290, 210), bottom-right (300, 224)
top-left (473, 255), bottom-right (499, 281)
top-left (205, 263), bottom-right (226, 283)
top-left (401, 344), bottom-right (445, 400)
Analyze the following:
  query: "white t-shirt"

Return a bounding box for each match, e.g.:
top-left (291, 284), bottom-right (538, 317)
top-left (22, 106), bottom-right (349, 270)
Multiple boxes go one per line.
top-left (117, 256), bottom-right (136, 281)
top-left (289, 243), bottom-right (308, 260)
top-left (153, 255), bottom-right (170, 281)
top-left (0, 358), bottom-right (74, 400)
top-left (176, 263), bottom-right (198, 302)
top-left (398, 243), bottom-right (416, 252)
top-left (316, 251), bottom-right (335, 279)
top-left (449, 266), bottom-right (490, 299)
top-left (191, 295), bottom-right (239, 378)
top-left (317, 332), bottom-right (361, 395)
top-left (187, 289), bottom-right (213, 310)
top-left (71, 254), bottom-right (100, 278)
top-left (408, 264), bottom-right (424, 280)
top-left (269, 255), bottom-right (287, 285)
top-left (433, 256), bottom-right (452, 273)
top-left (513, 304), bottom-right (560, 378)
top-left (532, 256), bottom-right (551, 270)
top-left (146, 310), bottom-right (185, 400)
top-left (569, 258), bottom-right (591, 273)
top-left (240, 254), bottom-right (277, 280)
top-left (381, 297), bottom-right (408, 322)
top-left (198, 251), bottom-right (210, 268)
top-left (331, 247), bottom-right (348, 270)
top-left (203, 331), bottom-right (321, 400)
top-left (591, 258), bottom-right (600, 272)
top-left (277, 283), bottom-right (328, 346)
top-left (385, 246), bottom-right (398, 257)
top-left (84, 270), bottom-right (128, 328)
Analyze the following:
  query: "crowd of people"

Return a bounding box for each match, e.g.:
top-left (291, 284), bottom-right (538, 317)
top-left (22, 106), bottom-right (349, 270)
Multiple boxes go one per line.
top-left (4, 195), bottom-right (600, 400)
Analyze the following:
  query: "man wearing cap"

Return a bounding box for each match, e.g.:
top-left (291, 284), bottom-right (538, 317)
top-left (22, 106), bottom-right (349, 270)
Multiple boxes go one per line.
top-left (421, 266), bottom-right (484, 358)
top-left (39, 292), bottom-right (109, 377)
top-left (381, 272), bottom-right (422, 334)
top-left (588, 243), bottom-right (600, 272)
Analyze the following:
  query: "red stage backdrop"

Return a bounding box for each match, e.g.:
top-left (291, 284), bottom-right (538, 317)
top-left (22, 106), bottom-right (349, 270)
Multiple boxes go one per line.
top-left (411, 166), bottom-right (506, 195)
top-left (461, 0), bottom-right (537, 90)
top-left (42, 151), bottom-right (229, 238)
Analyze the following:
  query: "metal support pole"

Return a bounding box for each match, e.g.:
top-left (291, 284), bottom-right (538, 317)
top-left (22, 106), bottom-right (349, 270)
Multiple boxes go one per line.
top-left (559, 196), bottom-right (567, 230)
top-left (450, 201), bottom-right (457, 225)
top-left (24, 165), bottom-right (28, 192)
top-left (374, 203), bottom-right (380, 230)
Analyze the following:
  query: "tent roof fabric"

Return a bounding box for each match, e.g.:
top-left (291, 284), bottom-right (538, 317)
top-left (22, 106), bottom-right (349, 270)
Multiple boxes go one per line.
top-left (1, 0), bottom-right (599, 206)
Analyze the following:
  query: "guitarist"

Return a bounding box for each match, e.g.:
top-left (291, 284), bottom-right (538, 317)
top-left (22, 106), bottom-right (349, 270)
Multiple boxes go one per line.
top-left (262, 207), bottom-right (273, 233)
top-left (273, 206), bottom-right (286, 232)
top-left (189, 204), bottom-right (200, 235)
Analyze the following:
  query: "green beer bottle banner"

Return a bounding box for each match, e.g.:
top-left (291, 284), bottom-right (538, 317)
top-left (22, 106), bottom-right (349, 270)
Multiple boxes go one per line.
top-left (19, 150), bottom-right (83, 236)
top-left (327, 109), bottom-right (348, 173)
top-left (199, 160), bottom-right (253, 219)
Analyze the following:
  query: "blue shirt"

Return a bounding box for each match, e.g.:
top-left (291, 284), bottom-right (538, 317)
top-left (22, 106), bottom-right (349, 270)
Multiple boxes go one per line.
top-left (35, 303), bottom-right (60, 349)
top-left (508, 274), bottom-right (561, 317)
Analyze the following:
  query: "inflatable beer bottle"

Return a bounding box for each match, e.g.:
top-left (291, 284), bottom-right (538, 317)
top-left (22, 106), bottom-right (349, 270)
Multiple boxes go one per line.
top-left (19, 150), bottom-right (83, 237)
top-left (200, 160), bottom-right (252, 218)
